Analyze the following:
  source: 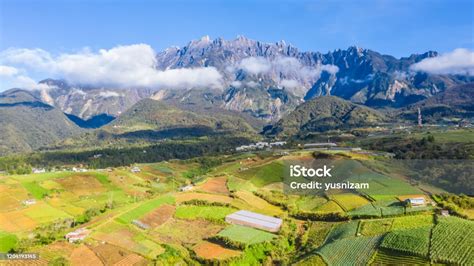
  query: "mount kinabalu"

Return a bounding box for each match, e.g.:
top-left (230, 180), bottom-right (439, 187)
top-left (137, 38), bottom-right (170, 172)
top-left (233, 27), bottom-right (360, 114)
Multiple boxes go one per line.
top-left (29, 36), bottom-right (472, 121)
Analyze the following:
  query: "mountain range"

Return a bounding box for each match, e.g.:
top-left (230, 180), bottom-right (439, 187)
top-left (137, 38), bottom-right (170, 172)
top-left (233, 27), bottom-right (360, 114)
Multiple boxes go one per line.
top-left (1, 36), bottom-right (473, 155)
top-left (21, 36), bottom-right (472, 122)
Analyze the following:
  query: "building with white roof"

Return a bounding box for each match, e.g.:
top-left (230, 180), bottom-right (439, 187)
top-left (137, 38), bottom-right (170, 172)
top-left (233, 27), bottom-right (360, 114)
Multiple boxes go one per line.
top-left (225, 210), bottom-right (282, 232)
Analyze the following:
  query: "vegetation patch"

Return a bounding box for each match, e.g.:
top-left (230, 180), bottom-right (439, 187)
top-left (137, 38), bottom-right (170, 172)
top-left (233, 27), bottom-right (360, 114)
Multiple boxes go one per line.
top-left (371, 248), bottom-right (430, 265)
top-left (175, 205), bottom-right (235, 221)
top-left (380, 226), bottom-right (431, 257)
top-left (430, 216), bottom-right (474, 265)
top-left (359, 219), bottom-right (393, 236)
top-left (217, 225), bottom-right (275, 245)
top-left (317, 236), bottom-right (381, 266)
top-left (329, 193), bottom-right (370, 211)
top-left (116, 195), bottom-right (175, 224)
top-left (0, 231), bottom-right (17, 252)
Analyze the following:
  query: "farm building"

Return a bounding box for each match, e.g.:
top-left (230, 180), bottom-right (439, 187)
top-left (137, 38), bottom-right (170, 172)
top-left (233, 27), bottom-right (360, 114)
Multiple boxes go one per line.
top-left (131, 166), bottom-right (141, 173)
top-left (65, 228), bottom-right (90, 243)
top-left (22, 199), bottom-right (36, 206)
top-left (225, 210), bottom-right (282, 232)
top-left (179, 184), bottom-right (194, 192)
top-left (32, 168), bottom-right (46, 174)
top-left (270, 141), bottom-right (287, 147)
top-left (406, 197), bottom-right (426, 207)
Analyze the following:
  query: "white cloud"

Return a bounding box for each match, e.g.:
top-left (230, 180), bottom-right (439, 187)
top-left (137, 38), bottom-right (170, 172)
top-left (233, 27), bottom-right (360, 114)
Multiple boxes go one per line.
top-left (230, 81), bottom-right (242, 88)
top-left (238, 57), bottom-right (271, 75)
top-left (410, 48), bottom-right (474, 75)
top-left (0, 44), bottom-right (223, 90)
top-left (246, 81), bottom-right (259, 88)
top-left (0, 65), bottom-right (19, 76)
top-left (236, 56), bottom-right (338, 86)
top-left (99, 91), bottom-right (122, 98)
top-left (280, 79), bottom-right (300, 89)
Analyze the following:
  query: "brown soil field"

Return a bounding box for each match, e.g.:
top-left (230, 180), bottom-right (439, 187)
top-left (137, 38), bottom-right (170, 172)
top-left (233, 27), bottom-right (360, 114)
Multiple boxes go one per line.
top-left (196, 177), bottom-right (229, 194)
top-left (193, 241), bottom-right (241, 260)
top-left (234, 191), bottom-right (283, 215)
top-left (114, 254), bottom-right (148, 266)
top-left (152, 219), bottom-right (224, 245)
top-left (56, 175), bottom-right (104, 196)
top-left (0, 212), bottom-right (36, 232)
top-left (139, 204), bottom-right (175, 228)
top-left (175, 192), bottom-right (233, 204)
top-left (69, 245), bottom-right (103, 266)
top-left (91, 243), bottom-right (138, 265)
top-left (92, 229), bottom-right (143, 256)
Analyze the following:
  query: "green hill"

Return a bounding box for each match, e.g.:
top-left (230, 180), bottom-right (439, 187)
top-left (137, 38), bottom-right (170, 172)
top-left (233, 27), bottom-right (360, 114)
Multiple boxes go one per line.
top-left (0, 89), bottom-right (83, 155)
top-left (264, 96), bottom-right (387, 137)
top-left (108, 98), bottom-right (257, 135)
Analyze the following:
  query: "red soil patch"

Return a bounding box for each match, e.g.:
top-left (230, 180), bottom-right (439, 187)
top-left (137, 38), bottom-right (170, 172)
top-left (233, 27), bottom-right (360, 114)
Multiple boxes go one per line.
top-left (197, 177), bottom-right (229, 194)
top-left (193, 241), bottom-right (241, 260)
top-left (139, 204), bottom-right (175, 228)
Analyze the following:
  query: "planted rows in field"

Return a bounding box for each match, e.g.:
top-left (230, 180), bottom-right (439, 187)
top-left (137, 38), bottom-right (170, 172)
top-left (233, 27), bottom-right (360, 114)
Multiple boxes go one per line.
top-left (317, 236), bottom-right (381, 266)
top-left (380, 226), bottom-right (431, 257)
top-left (430, 216), bottom-right (474, 265)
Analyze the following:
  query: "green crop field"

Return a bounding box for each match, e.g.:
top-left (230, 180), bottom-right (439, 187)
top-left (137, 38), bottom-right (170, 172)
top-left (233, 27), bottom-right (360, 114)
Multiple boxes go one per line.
top-left (116, 195), bottom-right (175, 224)
top-left (317, 236), bottom-right (381, 266)
top-left (238, 161), bottom-right (284, 187)
top-left (315, 200), bottom-right (344, 213)
top-left (348, 204), bottom-right (381, 217)
top-left (305, 222), bottom-right (334, 250)
top-left (0, 231), bottom-right (18, 252)
top-left (391, 214), bottom-right (433, 230)
top-left (371, 248), bottom-right (430, 265)
top-left (324, 221), bottom-right (359, 243)
top-left (217, 225), bottom-right (275, 245)
top-left (24, 202), bottom-right (72, 224)
top-left (359, 219), bottom-right (393, 236)
top-left (430, 216), bottom-right (474, 265)
top-left (22, 181), bottom-right (49, 199)
top-left (380, 226), bottom-right (431, 257)
top-left (175, 205), bottom-right (235, 221)
top-left (329, 193), bottom-right (370, 211)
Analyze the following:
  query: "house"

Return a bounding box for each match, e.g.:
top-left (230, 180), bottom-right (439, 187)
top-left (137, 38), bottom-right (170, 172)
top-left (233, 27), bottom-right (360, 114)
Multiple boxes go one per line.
top-left (406, 197), bottom-right (426, 207)
top-left (270, 141), bottom-right (287, 147)
top-left (179, 184), bottom-right (194, 192)
top-left (440, 210), bottom-right (450, 216)
top-left (225, 210), bottom-right (282, 232)
top-left (32, 168), bottom-right (46, 174)
top-left (131, 166), bottom-right (141, 173)
top-left (303, 143), bottom-right (337, 149)
top-left (65, 228), bottom-right (90, 243)
top-left (22, 199), bottom-right (36, 206)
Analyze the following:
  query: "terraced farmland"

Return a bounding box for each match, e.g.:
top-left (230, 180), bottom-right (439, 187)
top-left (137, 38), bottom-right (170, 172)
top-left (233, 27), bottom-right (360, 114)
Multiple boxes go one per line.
top-left (430, 216), bottom-right (474, 265)
top-left (380, 226), bottom-right (431, 257)
top-left (317, 236), bottom-right (382, 266)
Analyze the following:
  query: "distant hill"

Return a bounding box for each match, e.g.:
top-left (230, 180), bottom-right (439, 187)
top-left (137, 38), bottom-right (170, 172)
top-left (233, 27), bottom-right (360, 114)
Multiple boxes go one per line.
top-left (107, 98), bottom-right (257, 136)
top-left (264, 96), bottom-right (387, 137)
top-left (0, 89), bottom-right (83, 155)
top-left (400, 83), bottom-right (474, 123)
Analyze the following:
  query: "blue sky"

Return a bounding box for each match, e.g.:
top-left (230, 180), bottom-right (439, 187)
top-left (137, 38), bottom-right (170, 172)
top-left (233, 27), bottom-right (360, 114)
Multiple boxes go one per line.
top-left (1, 0), bottom-right (472, 57)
